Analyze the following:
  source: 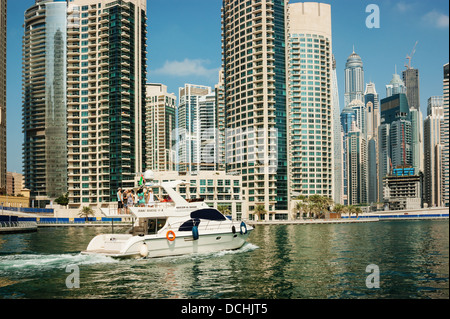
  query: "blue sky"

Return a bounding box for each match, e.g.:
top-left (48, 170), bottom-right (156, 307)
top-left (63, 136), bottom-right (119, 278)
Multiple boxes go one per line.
top-left (5, 0), bottom-right (449, 174)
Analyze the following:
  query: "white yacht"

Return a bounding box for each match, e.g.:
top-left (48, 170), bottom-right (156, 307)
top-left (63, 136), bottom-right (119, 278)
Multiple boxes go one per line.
top-left (81, 172), bottom-right (253, 259)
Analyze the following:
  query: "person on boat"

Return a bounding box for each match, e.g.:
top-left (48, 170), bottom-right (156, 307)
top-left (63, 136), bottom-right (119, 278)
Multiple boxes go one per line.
top-left (146, 189), bottom-right (155, 207)
top-left (137, 188), bottom-right (145, 207)
top-left (122, 190), bottom-right (128, 214)
top-left (117, 188), bottom-right (123, 215)
top-left (127, 190), bottom-right (134, 208)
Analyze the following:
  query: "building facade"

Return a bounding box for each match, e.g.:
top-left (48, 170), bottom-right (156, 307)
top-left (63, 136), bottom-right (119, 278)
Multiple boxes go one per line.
top-left (23, 0), bottom-right (68, 199)
top-left (65, 0), bottom-right (147, 207)
top-left (177, 84), bottom-right (214, 172)
top-left (346, 128), bottom-right (367, 205)
top-left (402, 67), bottom-right (420, 110)
top-left (222, 0), bottom-right (288, 213)
top-left (0, 0), bottom-right (5, 193)
top-left (332, 56), bottom-right (343, 205)
top-left (441, 63), bottom-right (449, 207)
top-left (286, 2), bottom-right (333, 204)
top-left (423, 96), bottom-right (444, 207)
top-left (145, 83), bottom-right (176, 172)
top-left (344, 49), bottom-right (364, 108)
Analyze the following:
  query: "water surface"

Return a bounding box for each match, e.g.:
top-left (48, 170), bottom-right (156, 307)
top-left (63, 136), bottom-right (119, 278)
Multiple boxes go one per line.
top-left (0, 220), bottom-right (448, 299)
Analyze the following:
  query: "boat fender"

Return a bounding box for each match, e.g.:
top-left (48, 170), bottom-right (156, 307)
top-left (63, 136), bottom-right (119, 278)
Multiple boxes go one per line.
top-left (232, 226), bottom-right (236, 234)
top-left (192, 226), bottom-right (199, 240)
top-left (166, 230), bottom-right (176, 241)
top-left (240, 222), bottom-right (247, 235)
top-left (139, 242), bottom-right (149, 258)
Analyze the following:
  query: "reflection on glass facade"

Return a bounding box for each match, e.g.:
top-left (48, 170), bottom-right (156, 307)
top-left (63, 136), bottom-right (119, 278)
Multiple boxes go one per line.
top-left (45, 2), bottom-right (68, 198)
top-left (23, 0), bottom-right (68, 198)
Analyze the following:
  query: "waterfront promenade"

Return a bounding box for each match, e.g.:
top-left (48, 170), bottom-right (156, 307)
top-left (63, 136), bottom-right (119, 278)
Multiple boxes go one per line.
top-left (247, 218), bottom-right (380, 226)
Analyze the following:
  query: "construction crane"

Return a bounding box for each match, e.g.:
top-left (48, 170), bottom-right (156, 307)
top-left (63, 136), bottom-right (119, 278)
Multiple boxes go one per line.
top-left (405, 41), bottom-right (418, 69)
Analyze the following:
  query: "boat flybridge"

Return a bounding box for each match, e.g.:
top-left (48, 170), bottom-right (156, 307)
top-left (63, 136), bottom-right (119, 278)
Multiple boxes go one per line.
top-left (81, 172), bottom-right (253, 259)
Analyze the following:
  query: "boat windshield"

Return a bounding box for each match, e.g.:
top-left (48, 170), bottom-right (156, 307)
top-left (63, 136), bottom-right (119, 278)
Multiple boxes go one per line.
top-left (190, 208), bottom-right (226, 221)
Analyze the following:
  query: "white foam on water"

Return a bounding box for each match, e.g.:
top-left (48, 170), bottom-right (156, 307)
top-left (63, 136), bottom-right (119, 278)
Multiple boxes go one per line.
top-left (0, 253), bottom-right (118, 276)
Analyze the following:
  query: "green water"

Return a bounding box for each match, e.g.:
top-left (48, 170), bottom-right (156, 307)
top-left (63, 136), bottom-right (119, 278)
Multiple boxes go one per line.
top-left (0, 220), bottom-right (448, 299)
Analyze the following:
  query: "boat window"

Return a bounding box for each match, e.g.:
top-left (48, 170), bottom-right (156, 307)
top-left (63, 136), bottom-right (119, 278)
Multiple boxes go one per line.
top-left (190, 208), bottom-right (227, 221)
top-left (178, 218), bottom-right (200, 232)
top-left (147, 218), bottom-right (167, 234)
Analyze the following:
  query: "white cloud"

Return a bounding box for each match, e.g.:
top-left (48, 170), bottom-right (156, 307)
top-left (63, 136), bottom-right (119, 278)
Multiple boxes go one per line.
top-left (395, 2), bottom-right (414, 13)
top-left (152, 58), bottom-right (220, 78)
top-left (422, 10), bottom-right (449, 29)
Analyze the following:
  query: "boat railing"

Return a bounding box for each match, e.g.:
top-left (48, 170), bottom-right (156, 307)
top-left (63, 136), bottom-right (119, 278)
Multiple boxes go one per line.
top-left (106, 201), bottom-right (176, 216)
top-left (167, 219), bottom-right (238, 232)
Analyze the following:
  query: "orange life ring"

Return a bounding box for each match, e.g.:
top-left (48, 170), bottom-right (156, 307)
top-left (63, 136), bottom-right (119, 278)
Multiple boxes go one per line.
top-left (166, 230), bottom-right (176, 241)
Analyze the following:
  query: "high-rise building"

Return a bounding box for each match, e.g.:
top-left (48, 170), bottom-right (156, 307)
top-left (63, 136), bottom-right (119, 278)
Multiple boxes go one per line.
top-left (215, 70), bottom-right (226, 171)
top-left (222, 0), bottom-right (289, 214)
top-left (424, 96), bottom-right (444, 207)
top-left (23, 0), bottom-right (68, 199)
top-left (65, 0), bottom-right (147, 207)
top-left (379, 93), bottom-right (412, 202)
top-left (349, 99), bottom-right (366, 137)
top-left (409, 107), bottom-right (423, 173)
top-left (365, 82), bottom-right (380, 140)
top-left (340, 104), bottom-right (356, 205)
top-left (287, 2), bottom-right (333, 204)
top-left (145, 83), bottom-right (176, 172)
top-left (0, 0), bottom-right (6, 193)
top-left (332, 56), bottom-right (343, 205)
top-left (386, 72), bottom-right (406, 98)
top-left (177, 84), bottom-right (216, 172)
top-left (365, 82), bottom-right (380, 203)
top-left (347, 127), bottom-right (367, 205)
top-left (344, 49), bottom-right (364, 108)
top-left (378, 123), bottom-right (390, 201)
top-left (442, 63), bottom-right (449, 207)
top-left (403, 67), bottom-right (420, 110)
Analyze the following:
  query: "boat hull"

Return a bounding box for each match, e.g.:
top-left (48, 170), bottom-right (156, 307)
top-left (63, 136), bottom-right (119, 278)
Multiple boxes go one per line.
top-left (81, 229), bottom-right (252, 259)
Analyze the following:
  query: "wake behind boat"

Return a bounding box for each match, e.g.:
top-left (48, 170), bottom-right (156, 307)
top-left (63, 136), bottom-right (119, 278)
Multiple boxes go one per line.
top-left (81, 172), bottom-right (253, 259)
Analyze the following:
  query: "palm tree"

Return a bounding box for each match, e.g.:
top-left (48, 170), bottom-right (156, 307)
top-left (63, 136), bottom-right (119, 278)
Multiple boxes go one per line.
top-left (355, 207), bottom-right (362, 218)
top-left (79, 206), bottom-right (95, 222)
top-left (254, 205), bottom-right (267, 221)
top-left (217, 205), bottom-right (231, 216)
top-left (347, 205), bottom-right (357, 218)
top-left (293, 201), bottom-right (306, 219)
top-left (333, 204), bottom-right (346, 218)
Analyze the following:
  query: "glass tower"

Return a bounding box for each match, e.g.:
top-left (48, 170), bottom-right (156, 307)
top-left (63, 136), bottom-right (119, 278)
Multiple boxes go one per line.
top-left (344, 49), bottom-right (364, 108)
top-left (23, 0), bottom-right (68, 199)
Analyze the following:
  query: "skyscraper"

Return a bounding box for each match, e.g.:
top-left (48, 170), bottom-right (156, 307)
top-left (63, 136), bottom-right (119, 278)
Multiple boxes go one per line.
top-left (347, 127), bottom-right (367, 205)
top-left (424, 96), bottom-right (444, 207)
top-left (403, 67), bottom-right (420, 110)
top-left (66, 0), bottom-right (147, 206)
top-left (379, 93), bottom-right (413, 201)
top-left (344, 49), bottom-right (364, 107)
top-left (222, 0), bottom-right (288, 214)
top-left (287, 2), bottom-right (333, 203)
top-left (386, 72), bottom-right (406, 97)
top-left (23, 0), bottom-right (68, 199)
top-left (145, 83), bottom-right (176, 172)
top-left (365, 82), bottom-right (380, 140)
top-left (442, 63), bottom-right (449, 207)
top-left (215, 70), bottom-right (226, 171)
top-left (0, 0), bottom-right (6, 193)
top-left (332, 56), bottom-right (343, 205)
top-left (340, 104), bottom-right (356, 205)
top-left (177, 84), bottom-right (214, 172)
top-left (365, 82), bottom-right (380, 203)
